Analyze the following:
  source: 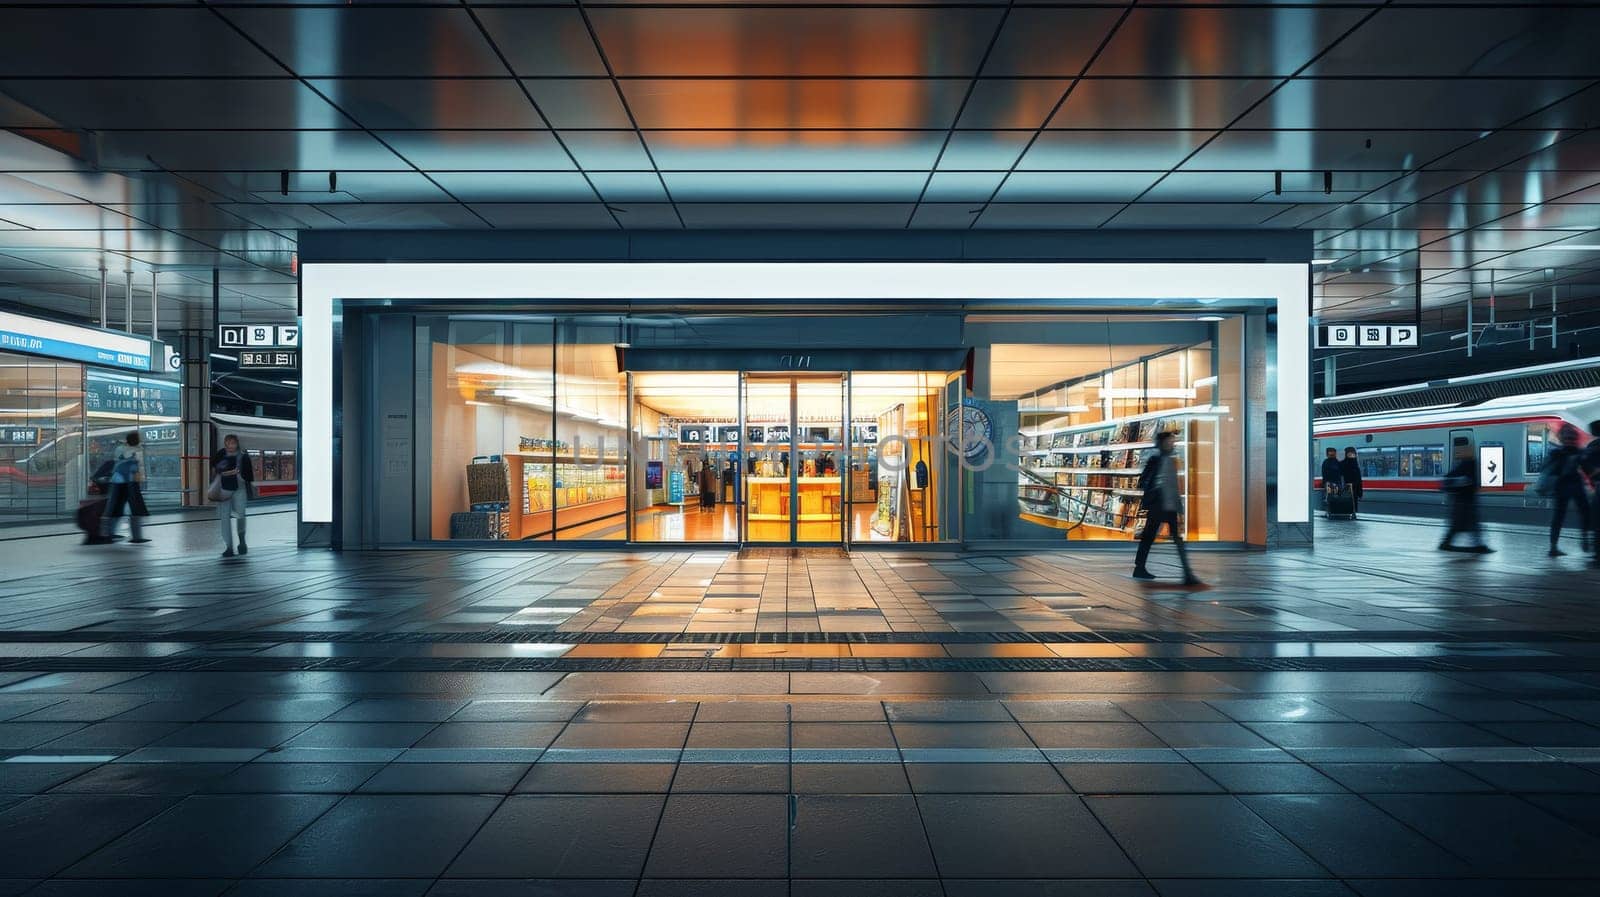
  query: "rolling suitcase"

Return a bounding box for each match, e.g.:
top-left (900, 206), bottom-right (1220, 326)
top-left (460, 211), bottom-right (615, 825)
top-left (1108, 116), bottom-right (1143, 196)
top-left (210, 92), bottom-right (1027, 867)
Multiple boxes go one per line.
top-left (77, 497), bottom-right (110, 544)
top-left (1325, 485), bottom-right (1356, 520)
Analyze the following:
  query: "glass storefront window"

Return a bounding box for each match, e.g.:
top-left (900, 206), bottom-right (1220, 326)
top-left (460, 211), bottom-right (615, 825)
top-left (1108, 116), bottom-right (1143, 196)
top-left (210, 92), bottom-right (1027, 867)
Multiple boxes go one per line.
top-left (0, 353), bottom-right (84, 526)
top-left (404, 313), bottom-right (1259, 547)
top-left (554, 320), bottom-right (628, 541)
top-left (0, 354), bottom-right (177, 527)
top-left (994, 337), bottom-right (1229, 542)
top-left (429, 319), bottom-right (555, 540)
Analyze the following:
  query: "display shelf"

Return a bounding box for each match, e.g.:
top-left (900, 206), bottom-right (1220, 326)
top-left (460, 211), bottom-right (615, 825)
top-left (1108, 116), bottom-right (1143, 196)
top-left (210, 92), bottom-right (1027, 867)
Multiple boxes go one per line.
top-left (506, 453), bottom-right (627, 540)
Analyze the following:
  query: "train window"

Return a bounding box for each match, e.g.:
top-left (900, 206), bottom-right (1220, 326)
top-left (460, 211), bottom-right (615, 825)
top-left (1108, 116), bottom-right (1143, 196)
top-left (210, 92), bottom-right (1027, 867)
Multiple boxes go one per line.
top-left (1399, 445), bottom-right (1446, 478)
top-left (1526, 424), bottom-right (1553, 475)
top-left (1355, 446), bottom-right (1398, 478)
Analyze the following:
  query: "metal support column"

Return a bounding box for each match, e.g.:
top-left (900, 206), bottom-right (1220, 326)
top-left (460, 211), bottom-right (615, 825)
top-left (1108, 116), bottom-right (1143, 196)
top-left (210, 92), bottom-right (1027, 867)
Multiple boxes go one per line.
top-left (150, 271), bottom-right (159, 340)
top-left (1322, 356), bottom-right (1337, 397)
top-left (98, 268), bottom-right (108, 328)
top-left (180, 328), bottom-right (213, 507)
top-left (123, 270), bottom-right (134, 333)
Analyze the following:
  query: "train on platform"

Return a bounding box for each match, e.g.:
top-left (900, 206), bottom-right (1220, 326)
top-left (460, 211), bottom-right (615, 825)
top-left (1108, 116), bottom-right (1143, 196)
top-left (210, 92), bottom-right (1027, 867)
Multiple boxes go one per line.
top-left (1312, 357), bottom-right (1600, 525)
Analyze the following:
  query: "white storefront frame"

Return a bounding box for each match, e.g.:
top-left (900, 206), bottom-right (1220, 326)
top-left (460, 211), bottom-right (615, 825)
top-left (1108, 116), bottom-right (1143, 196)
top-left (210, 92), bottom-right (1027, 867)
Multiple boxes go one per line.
top-left (298, 262), bottom-right (1310, 529)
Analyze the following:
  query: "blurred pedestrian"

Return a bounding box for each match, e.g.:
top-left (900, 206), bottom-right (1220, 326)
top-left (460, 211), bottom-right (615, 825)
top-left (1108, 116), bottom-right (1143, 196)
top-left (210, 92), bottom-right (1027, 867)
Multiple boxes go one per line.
top-left (1133, 431), bottom-right (1201, 586)
top-left (1340, 447), bottom-right (1364, 518)
top-left (1439, 445), bottom-right (1491, 553)
top-left (1537, 423), bottom-right (1589, 557)
top-left (100, 431), bottom-right (150, 544)
top-left (1583, 420), bottom-right (1600, 567)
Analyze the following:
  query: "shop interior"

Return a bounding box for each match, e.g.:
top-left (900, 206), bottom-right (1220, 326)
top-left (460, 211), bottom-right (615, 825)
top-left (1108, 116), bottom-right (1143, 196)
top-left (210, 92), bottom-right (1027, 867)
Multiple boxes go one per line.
top-left (991, 340), bottom-right (1226, 542)
top-left (429, 321), bottom-right (952, 544)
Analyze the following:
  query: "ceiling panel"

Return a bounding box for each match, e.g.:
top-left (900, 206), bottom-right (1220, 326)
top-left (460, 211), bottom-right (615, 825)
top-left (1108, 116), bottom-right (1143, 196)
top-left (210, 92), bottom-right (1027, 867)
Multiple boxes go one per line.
top-left (663, 171), bottom-right (927, 203)
top-left (219, 7), bottom-right (506, 78)
top-left (1048, 79), bottom-right (1275, 130)
top-left (0, 9), bottom-right (281, 77)
top-left (955, 80), bottom-right (1070, 131)
top-left (643, 131), bottom-right (945, 172)
top-left (978, 8), bottom-right (1137, 78)
top-left (0, 80), bottom-right (347, 131)
top-left (376, 131), bottom-right (575, 171)
top-left (1018, 131), bottom-right (1210, 172)
top-left (1312, 7), bottom-right (1600, 77)
top-left (467, 8), bottom-right (609, 77)
top-left (524, 81), bottom-right (633, 130)
top-left (1236, 79), bottom-right (1592, 130)
top-left (620, 80), bottom-right (966, 130)
top-left (1090, 7), bottom-right (1371, 77)
top-left (0, 2), bottom-right (1595, 334)
top-left (996, 172), bottom-right (1161, 204)
top-left (309, 79), bottom-right (544, 130)
top-left (587, 8), bottom-right (1006, 77)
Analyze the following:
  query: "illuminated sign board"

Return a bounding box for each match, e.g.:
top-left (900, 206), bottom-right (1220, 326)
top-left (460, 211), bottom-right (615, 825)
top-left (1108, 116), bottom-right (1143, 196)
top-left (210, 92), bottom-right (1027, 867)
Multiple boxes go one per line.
top-left (1479, 444), bottom-right (1505, 489)
top-left (0, 310), bottom-right (156, 372)
top-left (239, 350), bottom-right (299, 369)
top-left (219, 324), bottom-right (298, 349)
top-left (1, 426), bottom-right (40, 445)
top-left (1317, 323), bottom-right (1419, 349)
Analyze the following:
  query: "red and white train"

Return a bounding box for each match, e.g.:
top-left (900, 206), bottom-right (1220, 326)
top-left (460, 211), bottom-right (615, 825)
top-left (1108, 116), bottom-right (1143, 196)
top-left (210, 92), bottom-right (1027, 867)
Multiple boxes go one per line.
top-left (1313, 358), bottom-right (1600, 524)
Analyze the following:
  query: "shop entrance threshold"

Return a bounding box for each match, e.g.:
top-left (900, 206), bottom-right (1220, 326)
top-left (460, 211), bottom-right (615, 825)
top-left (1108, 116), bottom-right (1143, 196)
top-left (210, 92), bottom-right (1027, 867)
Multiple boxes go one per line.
top-left (737, 546), bottom-right (850, 560)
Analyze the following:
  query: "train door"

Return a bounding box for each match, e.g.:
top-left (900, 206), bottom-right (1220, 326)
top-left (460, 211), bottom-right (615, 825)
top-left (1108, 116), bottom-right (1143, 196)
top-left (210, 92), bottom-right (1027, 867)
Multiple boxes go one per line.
top-left (1449, 428), bottom-right (1475, 471)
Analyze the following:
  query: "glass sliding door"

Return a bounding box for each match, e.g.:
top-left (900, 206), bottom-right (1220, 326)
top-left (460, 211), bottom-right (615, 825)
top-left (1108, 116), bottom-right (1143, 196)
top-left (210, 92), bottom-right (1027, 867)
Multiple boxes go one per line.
top-left (742, 373), bottom-right (845, 544)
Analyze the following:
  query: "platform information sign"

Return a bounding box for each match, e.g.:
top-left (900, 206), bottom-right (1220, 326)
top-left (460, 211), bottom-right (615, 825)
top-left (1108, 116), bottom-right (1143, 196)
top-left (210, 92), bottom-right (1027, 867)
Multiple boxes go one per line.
top-left (0, 310), bottom-right (155, 372)
top-left (1479, 444), bottom-right (1505, 489)
top-left (1317, 323), bottom-right (1419, 349)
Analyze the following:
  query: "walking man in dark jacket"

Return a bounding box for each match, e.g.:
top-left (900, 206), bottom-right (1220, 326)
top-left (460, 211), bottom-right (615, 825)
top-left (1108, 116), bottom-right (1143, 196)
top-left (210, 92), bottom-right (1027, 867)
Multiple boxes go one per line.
top-left (1439, 446), bottom-right (1491, 553)
top-left (1544, 424), bottom-right (1590, 557)
top-left (1133, 431), bottom-right (1201, 586)
top-left (1339, 447), bottom-right (1364, 518)
top-left (1581, 420), bottom-right (1600, 567)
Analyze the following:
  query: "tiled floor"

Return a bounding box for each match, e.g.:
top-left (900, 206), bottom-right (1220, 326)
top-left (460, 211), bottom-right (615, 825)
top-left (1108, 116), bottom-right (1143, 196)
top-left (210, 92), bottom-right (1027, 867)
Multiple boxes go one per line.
top-left (0, 512), bottom-right (1598, 894)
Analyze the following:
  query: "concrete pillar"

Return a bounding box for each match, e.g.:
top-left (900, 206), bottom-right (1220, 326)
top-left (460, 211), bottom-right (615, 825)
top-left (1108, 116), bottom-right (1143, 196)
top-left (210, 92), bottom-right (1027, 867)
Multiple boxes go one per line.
top-left (179, 328), bottom-right (212, 508)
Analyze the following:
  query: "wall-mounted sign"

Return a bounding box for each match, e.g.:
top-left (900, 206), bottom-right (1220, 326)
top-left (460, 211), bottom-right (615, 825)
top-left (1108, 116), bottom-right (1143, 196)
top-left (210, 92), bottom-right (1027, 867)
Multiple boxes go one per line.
top-left (678, 425), bottom-right (708, 444)
top-left (163, 345), bottom-right (182, 373)
top-left (645, 460), bottom-right (663, 489)
top-left (1317, 323), bottom-right (1419, 349)
top-left (0, 309), bottom-right (154, 372)
top-left (1479, 443), bottom-right (1505, 489)
top-left (219, 324), bottom-right (299, 349)
top-left (855, 424), bottom-right (879, 444)
top-left (86, 370), bottom-right (177, 417)
top-left (766, 425), bottom-right (790, 443)
top-left (717, 426), bottom-right (741, 444)
top-left (0, 426), bottom-right (40, 445)
top-left (239, 350), bottom-right (298, 369)
top-left (747, 426), bottom-right (766, 444)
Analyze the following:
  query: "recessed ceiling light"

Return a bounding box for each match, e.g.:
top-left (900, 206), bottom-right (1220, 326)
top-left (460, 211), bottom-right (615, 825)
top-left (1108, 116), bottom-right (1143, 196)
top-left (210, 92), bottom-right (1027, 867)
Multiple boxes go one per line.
top-left (1311, 258), bottom-right (1337, 265)
top-left (1543, 244), bottom-right (1600, 250)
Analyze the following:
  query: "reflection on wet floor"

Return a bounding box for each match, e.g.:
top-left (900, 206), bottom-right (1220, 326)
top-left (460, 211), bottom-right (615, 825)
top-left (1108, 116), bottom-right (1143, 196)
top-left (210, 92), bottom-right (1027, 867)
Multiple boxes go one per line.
top-left (12, 640), bottom-right (1573, 662)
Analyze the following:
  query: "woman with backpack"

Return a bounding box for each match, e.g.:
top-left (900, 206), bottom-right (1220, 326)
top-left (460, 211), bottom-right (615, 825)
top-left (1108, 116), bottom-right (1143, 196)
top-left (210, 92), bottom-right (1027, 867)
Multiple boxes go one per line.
top-left (212, 433), bottom-right (254, 558)
top-left (100, 431), bottom-right (150, 544)
top-left (1539, 423), bottom-right (1590, 557)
